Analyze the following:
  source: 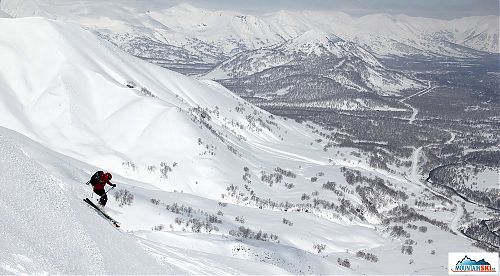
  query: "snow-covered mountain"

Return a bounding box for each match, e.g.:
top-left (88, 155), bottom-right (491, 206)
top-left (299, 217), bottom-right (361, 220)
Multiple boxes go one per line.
top-left (205, 30), bottom-right (423, 97)
top-left (149, 3), bottom-right (284, 55)
top-left (0, 0), bottom-right (225, 74)
top-left (1, 0), bottom-right (496, 107)
top-left (0, 16), bottom-right (479, 274)
top-left (1, 1), bottom-right (498, 63)
top-left (451, 16), bottom-right (500, 54)
top-left (207, 30), bottom-right (379, 78)
top-left (142, 3), bottom-right (500, 57)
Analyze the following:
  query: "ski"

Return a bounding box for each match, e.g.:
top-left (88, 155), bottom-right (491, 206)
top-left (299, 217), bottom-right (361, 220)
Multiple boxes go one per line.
top-left (83, 198), bottom-right (120, 228)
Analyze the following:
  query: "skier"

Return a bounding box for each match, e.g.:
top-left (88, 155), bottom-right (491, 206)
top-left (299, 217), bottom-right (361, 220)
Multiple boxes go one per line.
top-left (90, 171), bottom-right (116, 206)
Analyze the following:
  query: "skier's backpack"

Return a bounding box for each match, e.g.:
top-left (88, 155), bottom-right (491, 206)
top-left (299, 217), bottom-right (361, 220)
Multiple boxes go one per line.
top-left (89, 171), bottom-right (104, 186)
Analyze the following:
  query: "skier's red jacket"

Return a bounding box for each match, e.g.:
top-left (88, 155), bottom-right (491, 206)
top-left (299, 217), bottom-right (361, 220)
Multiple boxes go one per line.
top-left (94, 173), bottom-right (112, 190)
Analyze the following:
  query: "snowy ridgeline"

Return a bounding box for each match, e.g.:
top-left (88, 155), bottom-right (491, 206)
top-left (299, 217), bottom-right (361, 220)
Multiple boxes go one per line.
top-left (2, 1), bottom-right (497, 58)
top-left (0, 17), bottom-right (484, 274)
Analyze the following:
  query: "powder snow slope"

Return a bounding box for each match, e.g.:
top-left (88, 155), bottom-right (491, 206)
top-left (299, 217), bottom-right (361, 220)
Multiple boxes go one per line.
top-left (0, 126), bottom-right (293, 274)
top-left (0, 17), bottom-right (479, 274)
top-left (0, 129), bottom-right (174, 274)
top-left (0, 17), bottom-right (333, 198)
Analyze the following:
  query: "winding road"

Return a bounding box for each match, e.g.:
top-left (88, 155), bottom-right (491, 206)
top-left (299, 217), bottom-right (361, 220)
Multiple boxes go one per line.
top-left (399, 80), bottom-right (432, 124)
top-left (406, 146), bottom-right (464, 235)
top-left (401, 81), bottom-right (467, 237)
top-left (446, 131), bottom-right (456, 144)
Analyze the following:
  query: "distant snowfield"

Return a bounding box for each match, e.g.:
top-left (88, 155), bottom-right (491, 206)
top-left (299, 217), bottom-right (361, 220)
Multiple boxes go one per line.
top-left (0, 17), bottom-right (479, 274)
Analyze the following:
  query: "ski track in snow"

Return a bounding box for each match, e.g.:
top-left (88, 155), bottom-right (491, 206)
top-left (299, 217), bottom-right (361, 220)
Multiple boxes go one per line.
top-left (250, 142), bottom-right (327, 165)
top-left (138, 240), bottom-right (231, 275)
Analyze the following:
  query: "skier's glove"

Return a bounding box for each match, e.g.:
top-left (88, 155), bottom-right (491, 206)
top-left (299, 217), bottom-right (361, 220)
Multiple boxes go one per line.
top-left (111, 184), bottom-right (117, 187)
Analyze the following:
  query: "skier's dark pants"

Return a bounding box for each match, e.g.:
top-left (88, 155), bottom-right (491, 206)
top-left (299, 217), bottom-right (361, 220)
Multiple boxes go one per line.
top-left (94, 189), bottom-right (108, 206)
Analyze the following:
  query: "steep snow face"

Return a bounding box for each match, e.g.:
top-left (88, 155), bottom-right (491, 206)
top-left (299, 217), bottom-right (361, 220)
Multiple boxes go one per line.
top-left (0, 129), bottom-right (174, 274)
top-left (0, 17), bottom-right (281, 199)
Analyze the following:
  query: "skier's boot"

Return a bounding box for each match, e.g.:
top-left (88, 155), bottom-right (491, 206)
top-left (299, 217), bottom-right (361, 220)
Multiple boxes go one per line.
top-left (99, 194), bottom-right (108, 207)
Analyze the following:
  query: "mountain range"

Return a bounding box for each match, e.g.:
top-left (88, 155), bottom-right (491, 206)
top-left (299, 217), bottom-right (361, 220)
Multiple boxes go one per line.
top-left (2, 0), bottom-right (497, 105)
top-left (1, 1), bottom-right (498, 66)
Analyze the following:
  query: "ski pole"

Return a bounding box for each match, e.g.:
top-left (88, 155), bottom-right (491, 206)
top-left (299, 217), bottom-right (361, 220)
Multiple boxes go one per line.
top-left (104, 186), bottom-right (115, 195)
top-left (96, 186), bottom-right (115, 204)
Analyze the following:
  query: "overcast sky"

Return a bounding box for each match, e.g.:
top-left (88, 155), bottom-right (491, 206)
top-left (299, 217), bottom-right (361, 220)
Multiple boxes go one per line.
top-left (138, 0), bottom-right (499, 19)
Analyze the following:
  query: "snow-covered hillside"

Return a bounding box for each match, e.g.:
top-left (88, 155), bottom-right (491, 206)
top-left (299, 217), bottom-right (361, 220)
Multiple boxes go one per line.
top-left (0, 126), bottom-right (294, 274)
top-left (0, 17), bottom-right (482, 274)
top-left (0, 128), bottom-right (176, 274)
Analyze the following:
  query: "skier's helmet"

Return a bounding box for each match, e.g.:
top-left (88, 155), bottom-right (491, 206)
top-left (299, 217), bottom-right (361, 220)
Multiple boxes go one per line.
top-left (105, 172), bottom-right (112, 180)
